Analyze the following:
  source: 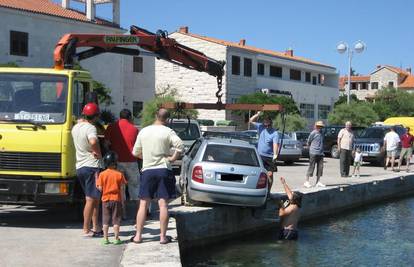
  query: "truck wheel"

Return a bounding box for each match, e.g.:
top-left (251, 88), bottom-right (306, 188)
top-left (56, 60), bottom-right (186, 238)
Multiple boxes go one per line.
top-left (331, 145), bottom-right (340, 158)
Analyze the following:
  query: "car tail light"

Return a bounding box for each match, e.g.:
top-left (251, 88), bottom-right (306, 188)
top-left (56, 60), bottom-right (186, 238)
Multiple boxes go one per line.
top-left (256, 172), bottom-right (267, 189)
top-left (192, 166), bottom-right (204, 183)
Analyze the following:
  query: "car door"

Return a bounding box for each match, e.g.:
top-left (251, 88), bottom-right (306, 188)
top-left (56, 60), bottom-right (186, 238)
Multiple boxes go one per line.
top-left (181, 139), bottom-right (202, 182)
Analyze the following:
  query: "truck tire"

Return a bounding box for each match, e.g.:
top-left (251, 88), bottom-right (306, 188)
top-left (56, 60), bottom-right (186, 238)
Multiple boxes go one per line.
top-left (331, 145), bottom-right (340, 158)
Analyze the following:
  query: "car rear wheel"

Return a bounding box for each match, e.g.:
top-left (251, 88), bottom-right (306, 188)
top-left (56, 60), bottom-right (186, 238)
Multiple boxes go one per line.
top-left (331, 145), bottom-right (340, 158)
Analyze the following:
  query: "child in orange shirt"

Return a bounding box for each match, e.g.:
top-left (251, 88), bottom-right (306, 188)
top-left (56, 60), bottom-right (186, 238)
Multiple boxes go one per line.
top-left (96, 151), bottom-right (127, 245)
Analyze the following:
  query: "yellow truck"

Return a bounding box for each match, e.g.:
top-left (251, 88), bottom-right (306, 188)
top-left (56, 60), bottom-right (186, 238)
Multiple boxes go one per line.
top-left (0, 26), bottom-right (225, 205)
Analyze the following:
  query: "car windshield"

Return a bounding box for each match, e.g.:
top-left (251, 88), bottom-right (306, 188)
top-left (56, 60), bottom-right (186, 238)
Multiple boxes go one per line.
top-left (296, 132), bottom-right (310, 142)
top-left (169, 122), bottom-right (200, 140)
top-left (0, 74), bottom-right (68, 124)
top-left (202, 144), bottom-right (259, 167)
top-left (358, 128), bottom-right (387, 139)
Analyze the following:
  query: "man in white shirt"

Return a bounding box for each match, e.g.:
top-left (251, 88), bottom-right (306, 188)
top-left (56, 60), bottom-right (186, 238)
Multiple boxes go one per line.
top-left (337, 121), bottom-right (355, 177)
top-left (383, 126), bottom-right (401, 171)
top-left (130, 108), bottom-right (184, 244)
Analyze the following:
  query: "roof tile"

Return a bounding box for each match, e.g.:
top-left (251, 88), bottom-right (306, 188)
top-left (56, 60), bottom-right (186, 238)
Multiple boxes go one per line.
top-left (0, 0), bottom-right (118, 27)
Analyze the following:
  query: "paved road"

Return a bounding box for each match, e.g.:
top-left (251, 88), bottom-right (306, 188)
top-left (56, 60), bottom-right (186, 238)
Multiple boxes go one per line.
top-left (0, 204), bottom-right (129, 267)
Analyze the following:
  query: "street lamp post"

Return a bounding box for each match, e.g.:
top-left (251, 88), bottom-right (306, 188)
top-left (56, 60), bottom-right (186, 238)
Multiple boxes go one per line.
top-left (337, 41), bottom-right (366, 104)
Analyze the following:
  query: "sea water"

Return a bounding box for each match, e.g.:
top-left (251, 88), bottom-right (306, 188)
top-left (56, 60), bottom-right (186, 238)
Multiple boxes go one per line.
top-left (185, 196), bottom-right (414, 267)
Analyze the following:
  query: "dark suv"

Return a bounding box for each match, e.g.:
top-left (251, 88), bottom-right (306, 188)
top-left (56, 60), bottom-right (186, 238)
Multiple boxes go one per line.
top-left (323, 125), bottom-right (365, 158)
top-left (354, 125), bottom-right (405, 166)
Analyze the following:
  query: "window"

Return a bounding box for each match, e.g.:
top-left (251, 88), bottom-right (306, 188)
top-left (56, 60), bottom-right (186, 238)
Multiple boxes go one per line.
top-left (388, 81), bottom-right (394, 88)
top-left (202, 144), bottom-right (259, 167)
top-left (270, 65), bottom-right (282, 77)
top-left (133, 57), bottom-right (143, 73)
top-left (244, 58), bottom-right (252, 77)
top-left (290, 69), bottom-right (301, 81)
top-left (351, 83), bottom-right (357, 90)
top-left (318, 105), bottom-right (331, 120)
top-left (10, 31), bottom-right (28, 56)
top-left (361, 82), bottom-right (368, 90)
top-left (371, 82), bottom-right (378, 89)
top-left (257, 63), bottom-right (265, 75)
top-left (300, 103), bottom-right (315, 119)
top-left (305, 72), bottom-right (311, 82)
top-left (132, 101), bottom-right (143, 124)
top-left (312, 76), bottom-right (317, 85)
top-left (232, 56), bottom-right (240, 75)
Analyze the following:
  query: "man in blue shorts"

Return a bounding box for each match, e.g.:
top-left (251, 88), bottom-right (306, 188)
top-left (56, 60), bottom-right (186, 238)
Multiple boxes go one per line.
top-left (249, 111), bottom-right (279, 190)
top-left (72, 103), bottom-right (103, 237)
top-left (131, 108), bottom-right (184, 244)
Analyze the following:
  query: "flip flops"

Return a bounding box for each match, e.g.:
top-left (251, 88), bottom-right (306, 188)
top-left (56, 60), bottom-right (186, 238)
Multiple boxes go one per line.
top-left (129, 236), bottom-right (142, 244)
top-left (92, 230), bottom-right (104, 237)
top-left (102, 239), bottom-right (111, 245)
top-left (113, 239), bottom-right (123, 245)
top-left (160, 235), bottom-right (173, 245)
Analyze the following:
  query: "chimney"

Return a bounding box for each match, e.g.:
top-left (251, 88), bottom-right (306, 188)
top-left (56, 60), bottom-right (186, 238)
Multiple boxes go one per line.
top-left (179, 26), bottom-right (189, 34)
top-left (61, 0), bottom-right (70, 9)
top-left (112, 0), bottom-right (120, 25)
top-left (285, 48), bottom-right (293, 57)
top-left (406, 67), bottom-right (411, 74)
top-left (86, 0), bottom-right (95, 21)
top-left (239, 39), bottom-right (246, 46)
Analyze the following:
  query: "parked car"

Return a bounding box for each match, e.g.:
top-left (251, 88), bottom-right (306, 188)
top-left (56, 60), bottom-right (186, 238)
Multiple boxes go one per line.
top-left (168, 119), bottom-right (202, 174)
top-left (322, 125), bottom-right (365, 158)
top-left (241, 130), bottom-right (302, 165)
top-left (180, 138), bottom-right (268, 207)
top-left (288, 131), bottom-right (310, 157)
top-left (354, 124), bottom-right (405, 166)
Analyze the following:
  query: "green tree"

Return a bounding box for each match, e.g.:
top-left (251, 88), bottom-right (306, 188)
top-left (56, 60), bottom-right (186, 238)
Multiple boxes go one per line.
top-left (140, 85), bottom-right (198, 127)
top-left (273, 113), bottom-right (307, 132)
top-left (371, 87), bottom-right (414, 120)
top-left (328, 102), bottom-right (379, 127)
top-left (234, 92), bottom-right (299, 120)
top-left (334, 94), bottom-right (361, 107)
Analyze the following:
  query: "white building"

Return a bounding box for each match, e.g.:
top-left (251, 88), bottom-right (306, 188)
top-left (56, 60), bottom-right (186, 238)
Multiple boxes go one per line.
top-left (339, 65), bottom-right (414, 100)
top-left (0, 0), bottom-right (154, 121)
top-left (155, 27), bottom-right (339, 128)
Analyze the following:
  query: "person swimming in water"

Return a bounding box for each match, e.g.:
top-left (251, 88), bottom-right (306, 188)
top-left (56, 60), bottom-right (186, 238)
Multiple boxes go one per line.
top-left (278, 177), bottom-right (302, 240)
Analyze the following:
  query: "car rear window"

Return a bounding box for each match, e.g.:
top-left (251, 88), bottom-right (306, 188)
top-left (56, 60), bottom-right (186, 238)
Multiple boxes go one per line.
top-left (169, 122), bottom-right (200, 140)
top-left (202, 144), bottom-right (259, 167)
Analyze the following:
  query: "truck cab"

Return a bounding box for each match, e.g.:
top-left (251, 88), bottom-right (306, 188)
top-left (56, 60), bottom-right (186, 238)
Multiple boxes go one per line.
top-left (0, 67), bottom-right (93, 204)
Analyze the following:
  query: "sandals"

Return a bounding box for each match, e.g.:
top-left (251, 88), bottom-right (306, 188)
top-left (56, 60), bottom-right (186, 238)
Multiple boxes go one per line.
top-left (92, 230), bottom-right (104, 237)
top-left (160, 235), bottom-right (173, 245)
top-left (129, 235), bottom-right (142, 244)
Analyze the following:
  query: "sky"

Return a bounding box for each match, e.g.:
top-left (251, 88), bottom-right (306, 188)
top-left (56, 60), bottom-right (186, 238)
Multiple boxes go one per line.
top-left (59, 0), bottom-right (414, 76)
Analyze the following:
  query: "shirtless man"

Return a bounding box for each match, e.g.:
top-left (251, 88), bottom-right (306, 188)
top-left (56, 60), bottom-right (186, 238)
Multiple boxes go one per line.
top-left (278, 177), bottom-right (302, 240)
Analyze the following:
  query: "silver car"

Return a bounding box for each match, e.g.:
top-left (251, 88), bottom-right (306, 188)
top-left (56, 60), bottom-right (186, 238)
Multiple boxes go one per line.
top-left (180, 138), bottom-right (268, 207)
top-left (242, 130), bottom-right (302, 165)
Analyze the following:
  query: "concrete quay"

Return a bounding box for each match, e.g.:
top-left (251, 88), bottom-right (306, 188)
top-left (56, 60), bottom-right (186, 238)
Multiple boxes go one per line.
top-left (124, 158), bottom-right (414, 266)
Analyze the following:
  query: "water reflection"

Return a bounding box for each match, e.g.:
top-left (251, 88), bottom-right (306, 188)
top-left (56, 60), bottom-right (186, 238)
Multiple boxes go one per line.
top-left (185, 196), bottom-right (414, 267)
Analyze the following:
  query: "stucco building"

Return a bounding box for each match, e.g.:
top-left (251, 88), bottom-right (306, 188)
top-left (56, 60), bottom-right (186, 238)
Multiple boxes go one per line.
top-left (0, 0), bottom-right (154, 122)
top-left (339, 65), bottom-right (414, 100)
top-left (155, 27), bottom-right (339, 128)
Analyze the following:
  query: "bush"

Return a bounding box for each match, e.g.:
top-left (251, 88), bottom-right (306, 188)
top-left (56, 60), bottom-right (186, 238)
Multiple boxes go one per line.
top-left (273, 113), bottom-right (307, 132)
top-left (197, 119), bottom-right (214, 126)
top-left (216, 120), bottom-right (237, 126)
top-left (328, 102), bottom-right (378, 127)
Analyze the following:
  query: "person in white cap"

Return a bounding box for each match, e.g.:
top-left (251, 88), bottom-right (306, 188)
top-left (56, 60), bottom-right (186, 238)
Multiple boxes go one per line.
top-left (304, 121), bottom-right (325, 188)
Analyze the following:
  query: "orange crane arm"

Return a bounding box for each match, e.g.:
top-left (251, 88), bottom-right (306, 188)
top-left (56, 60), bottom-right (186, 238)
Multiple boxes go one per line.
top-left (53, 25), bottom-right (225, 80)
